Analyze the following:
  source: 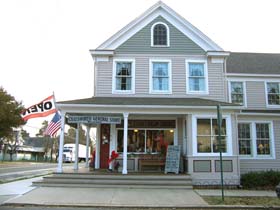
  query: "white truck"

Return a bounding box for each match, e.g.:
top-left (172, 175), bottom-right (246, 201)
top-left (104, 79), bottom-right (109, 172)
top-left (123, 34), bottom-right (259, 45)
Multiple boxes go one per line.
top-left (63, 144), bottom-right (90, 163)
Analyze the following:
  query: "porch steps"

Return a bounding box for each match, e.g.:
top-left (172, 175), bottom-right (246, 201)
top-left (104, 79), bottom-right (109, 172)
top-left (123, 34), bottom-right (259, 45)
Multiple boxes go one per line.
top-left (33, 173), bottom-right (193, 189)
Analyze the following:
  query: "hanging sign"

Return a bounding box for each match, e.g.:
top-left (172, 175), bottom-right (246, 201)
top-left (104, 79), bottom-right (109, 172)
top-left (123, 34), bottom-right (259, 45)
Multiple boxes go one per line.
top-left (67, 115), bottom-right (121, 124)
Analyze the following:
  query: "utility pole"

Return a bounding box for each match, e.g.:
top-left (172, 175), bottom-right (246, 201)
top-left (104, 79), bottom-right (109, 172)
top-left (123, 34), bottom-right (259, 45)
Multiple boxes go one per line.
top-left (217, 104), bottom-right (224, 201)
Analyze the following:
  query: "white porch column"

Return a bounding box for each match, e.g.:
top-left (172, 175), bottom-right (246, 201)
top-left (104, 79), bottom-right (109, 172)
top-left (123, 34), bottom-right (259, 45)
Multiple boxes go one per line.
top-left (74, 123), bottom-right (80, 170)
top-left (57, 112), bottom-right (66, 173)
top-left (85, 125), bottom-right (90, 168)
top-left (95, 124), bottom-right (100, 169)
top-left (122, 112), bottom-right (129, 174)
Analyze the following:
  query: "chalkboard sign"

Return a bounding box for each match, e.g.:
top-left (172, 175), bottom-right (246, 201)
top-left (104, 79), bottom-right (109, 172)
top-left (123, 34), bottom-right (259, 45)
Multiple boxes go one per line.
top-left (164, 145), bottom-right (180, 174)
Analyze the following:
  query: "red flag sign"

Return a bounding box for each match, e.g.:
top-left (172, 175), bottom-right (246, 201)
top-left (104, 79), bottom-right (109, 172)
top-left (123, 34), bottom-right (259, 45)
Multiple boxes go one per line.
top-left (21, 95), bottom-right (57, 121)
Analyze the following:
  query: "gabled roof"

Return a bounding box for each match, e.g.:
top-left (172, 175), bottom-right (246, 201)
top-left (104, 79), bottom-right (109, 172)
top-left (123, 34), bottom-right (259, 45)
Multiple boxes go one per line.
top-left (93, 1), bottom-right (223, 52)
top-left (227, 52), bottom-right (280, 75)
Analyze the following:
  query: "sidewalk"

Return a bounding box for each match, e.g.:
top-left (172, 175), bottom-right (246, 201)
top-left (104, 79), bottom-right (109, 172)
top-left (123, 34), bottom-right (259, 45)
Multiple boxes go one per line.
top-left (0, 176), bottom-right (43, 204)
top-left (0, 177), bottom-right (278, 208)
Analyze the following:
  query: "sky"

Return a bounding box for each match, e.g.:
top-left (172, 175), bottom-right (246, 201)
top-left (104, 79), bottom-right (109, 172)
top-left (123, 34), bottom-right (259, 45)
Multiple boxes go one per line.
top-left (0, 0), bottom-right (280, 136)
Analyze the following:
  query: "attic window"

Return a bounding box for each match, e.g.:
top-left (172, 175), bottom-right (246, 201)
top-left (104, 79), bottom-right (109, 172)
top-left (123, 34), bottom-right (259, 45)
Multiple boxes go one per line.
top-left (151, 22), bottom-right (169, 47)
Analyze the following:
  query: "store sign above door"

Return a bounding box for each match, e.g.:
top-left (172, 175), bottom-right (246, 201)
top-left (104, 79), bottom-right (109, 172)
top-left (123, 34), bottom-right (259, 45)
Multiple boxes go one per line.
top-left (67, 115), bottom-right (121, 124)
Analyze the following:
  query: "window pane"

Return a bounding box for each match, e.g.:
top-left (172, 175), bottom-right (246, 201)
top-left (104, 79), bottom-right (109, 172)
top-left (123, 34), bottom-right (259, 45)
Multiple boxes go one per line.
top-left (213, 136), bottom-right (227, 153)
top-left (256, 123), bottom-right (270, 155)
top-left (153, 24), bottom-right (167, 45)
top-left (238, 123), bottom-right (252, 155)
top-left (116, 62), bottom-right (131, 76)
top-left (153, 78), bottom-right (169, 91)
top-left (231, 82), bottom-right (244, 105)
top-left (267, 83), bottom-right (279, 93)
top-left (189, 78), bottom-right (205, 91)
top-left (146, 130), bottom-right (174, 153)
top-left (197, 136), bottom-right (211, 153)
top-left (128, 130), bottom-right (145, 153)
top-left (152, 62), bottom-right (169, 91)
top-left (153, 63), bottom-right (168, 76)
top-left (231, 82), bottom-right (243, 93)
top-left (197, 119), bottom-right (211, 135)
top-left (212, 119), bottom-right (226, 135)
top-left (267, 83), bottom-right (280, 105)
top-left (115, 62), bottom-right (132, 91)
top-left (189, 63), bottom-right (204, 76)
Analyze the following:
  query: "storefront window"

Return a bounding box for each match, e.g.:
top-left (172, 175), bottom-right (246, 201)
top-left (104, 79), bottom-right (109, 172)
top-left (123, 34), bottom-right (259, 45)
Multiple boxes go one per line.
top-left (117, 129), bottom-right (174, 154)
top-left (197, 118), bottom-right (227, 153)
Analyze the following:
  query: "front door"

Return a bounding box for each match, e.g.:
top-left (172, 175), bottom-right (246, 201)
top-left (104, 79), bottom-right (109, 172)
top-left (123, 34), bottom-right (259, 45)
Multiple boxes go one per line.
top-left (100, 124), bottom-right (110, 169)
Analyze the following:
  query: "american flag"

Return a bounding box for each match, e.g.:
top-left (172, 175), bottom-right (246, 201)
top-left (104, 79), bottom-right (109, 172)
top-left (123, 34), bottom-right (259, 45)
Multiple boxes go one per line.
top-left (44, 111), bottom-right (61, 137)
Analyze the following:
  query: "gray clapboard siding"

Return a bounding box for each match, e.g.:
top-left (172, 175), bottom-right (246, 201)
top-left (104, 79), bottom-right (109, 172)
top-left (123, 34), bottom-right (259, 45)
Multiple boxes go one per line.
top-left (95, 55), bottom-right (226, 102)
top-left (239, 120), bottom-right (280, 173)
top-left (246, 81), bottom-right (266, 109)
top-left (115, 16), bottom-right (205, 55)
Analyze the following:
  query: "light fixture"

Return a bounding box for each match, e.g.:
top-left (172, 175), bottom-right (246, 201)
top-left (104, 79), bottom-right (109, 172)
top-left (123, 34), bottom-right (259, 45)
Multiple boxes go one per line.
top-left (134, 129), bottom-right (138, 133)
top-left (170, 129), bottom-right (174, 133)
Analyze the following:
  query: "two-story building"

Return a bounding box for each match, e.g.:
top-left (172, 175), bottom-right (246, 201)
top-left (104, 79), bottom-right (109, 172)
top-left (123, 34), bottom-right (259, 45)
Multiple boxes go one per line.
top-left (56, 1), bottom-right (280, 186)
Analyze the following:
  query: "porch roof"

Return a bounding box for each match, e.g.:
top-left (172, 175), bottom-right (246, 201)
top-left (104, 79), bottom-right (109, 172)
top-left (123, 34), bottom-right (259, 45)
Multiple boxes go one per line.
top-left (58, 97), bottom-right (239, 108)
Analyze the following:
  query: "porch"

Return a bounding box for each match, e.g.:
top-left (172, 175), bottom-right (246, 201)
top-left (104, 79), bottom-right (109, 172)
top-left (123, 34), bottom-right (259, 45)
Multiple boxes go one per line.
top-left (32, 169), bottom-right (193, 189)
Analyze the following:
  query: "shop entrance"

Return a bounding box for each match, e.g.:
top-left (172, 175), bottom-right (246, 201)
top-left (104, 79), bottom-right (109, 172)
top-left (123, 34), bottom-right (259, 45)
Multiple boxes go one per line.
top-left (100, 124), bottom-right (110, 169)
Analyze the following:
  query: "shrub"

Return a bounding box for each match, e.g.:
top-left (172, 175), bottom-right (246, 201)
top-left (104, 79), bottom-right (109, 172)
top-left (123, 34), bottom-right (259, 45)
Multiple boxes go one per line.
top-left (241, 170), bottom-right (280, 189)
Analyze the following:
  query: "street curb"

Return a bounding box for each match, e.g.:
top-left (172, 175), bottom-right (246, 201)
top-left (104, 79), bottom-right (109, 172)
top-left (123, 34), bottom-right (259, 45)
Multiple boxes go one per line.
top-left (2, 203), bottom-right (280, 209)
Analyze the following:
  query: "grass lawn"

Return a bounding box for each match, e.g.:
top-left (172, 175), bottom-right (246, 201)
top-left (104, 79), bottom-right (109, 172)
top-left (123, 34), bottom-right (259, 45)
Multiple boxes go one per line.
top-left (203, 196), bottom-right (280, 206)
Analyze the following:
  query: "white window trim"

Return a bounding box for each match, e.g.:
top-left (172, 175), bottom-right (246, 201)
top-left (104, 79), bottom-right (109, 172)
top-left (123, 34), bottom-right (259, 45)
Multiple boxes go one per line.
top-left (192, 114), bottom-right (233, 157)
top-left (265, 81), bottom-right (280, 108)
top-left (112, 58), bottom-right (135, 94)
top-left (186, 59), bottom-right (209, 95)
top-left (149, 59), bottom-right (172, 94)
top-left (228, 81), bottom-right (247, 107)
top-left (151, 22), bottom-right (170, 47)
top-left (238, 120), bottom-right (275, 159)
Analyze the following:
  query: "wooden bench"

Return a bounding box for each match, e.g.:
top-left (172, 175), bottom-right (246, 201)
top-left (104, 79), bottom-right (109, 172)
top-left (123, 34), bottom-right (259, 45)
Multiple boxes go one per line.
top-left (139, 159), bottom-right (165, 171)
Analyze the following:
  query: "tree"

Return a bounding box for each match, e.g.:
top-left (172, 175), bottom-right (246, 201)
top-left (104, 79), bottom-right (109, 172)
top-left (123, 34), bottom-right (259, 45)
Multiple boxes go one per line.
top-left (36, 120), bottom-right (57, 162)
top-left (0, 87), bottom-right (25, 158)
top-left (36, 120), bottom-right (48, 137)
top-left (0, 87), bottom-right (25, 140)
top-left (20, 128), bottom-right (30, 139)
top-left (65, 126), bottom-right (86, 145)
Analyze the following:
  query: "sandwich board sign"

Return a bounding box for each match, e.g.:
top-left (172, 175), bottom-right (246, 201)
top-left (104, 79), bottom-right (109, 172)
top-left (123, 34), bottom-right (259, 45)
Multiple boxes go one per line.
top-left (164, 145), bottom-right (180, 174)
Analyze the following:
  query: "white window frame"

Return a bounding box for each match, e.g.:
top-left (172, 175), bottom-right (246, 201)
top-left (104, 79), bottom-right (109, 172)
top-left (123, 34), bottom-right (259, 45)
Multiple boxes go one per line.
top-left (238, 121), bottom-right (275, 159)
top-left (192, 114), bottom-right (232, 157)
top-left (149, 59), bottom-right (172, 94)
top-left (186, 59), bottom-right (209, 94)
top-left (265, 81), bottom-right (280, 108)
top-left (228, 81), bottom-right (247, 107)
top-left (151, 22), bottom-right (170, 47)
top-left (112, 58), bottom-right (135, 94)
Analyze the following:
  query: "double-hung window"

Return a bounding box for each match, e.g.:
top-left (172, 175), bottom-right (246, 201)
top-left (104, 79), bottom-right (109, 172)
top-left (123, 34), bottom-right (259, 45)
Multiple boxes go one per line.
top-left (238, 122), bottom-right (274, 158)
top-left (266, 82), bottom-right (280, 105)
top-left (112, 59), bottom-right (135, 94)
top-left (186, 60), bottom-right (208, 94)
top-left (230, 81), bottom-right (245, 105)
top-left (149, 59), bottom-right (172, 93)
top-left (238, 123), bottom-right (252, 155)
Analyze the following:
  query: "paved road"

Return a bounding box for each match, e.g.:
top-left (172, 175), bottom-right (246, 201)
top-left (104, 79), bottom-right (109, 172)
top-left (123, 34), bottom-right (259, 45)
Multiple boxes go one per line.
top-left (0, 162), bottom-right (73, 183)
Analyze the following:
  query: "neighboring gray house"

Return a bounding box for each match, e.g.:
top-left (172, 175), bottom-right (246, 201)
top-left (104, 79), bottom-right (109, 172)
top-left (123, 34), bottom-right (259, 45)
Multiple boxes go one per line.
top-left (56, 1), bottom-right (280, 185)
